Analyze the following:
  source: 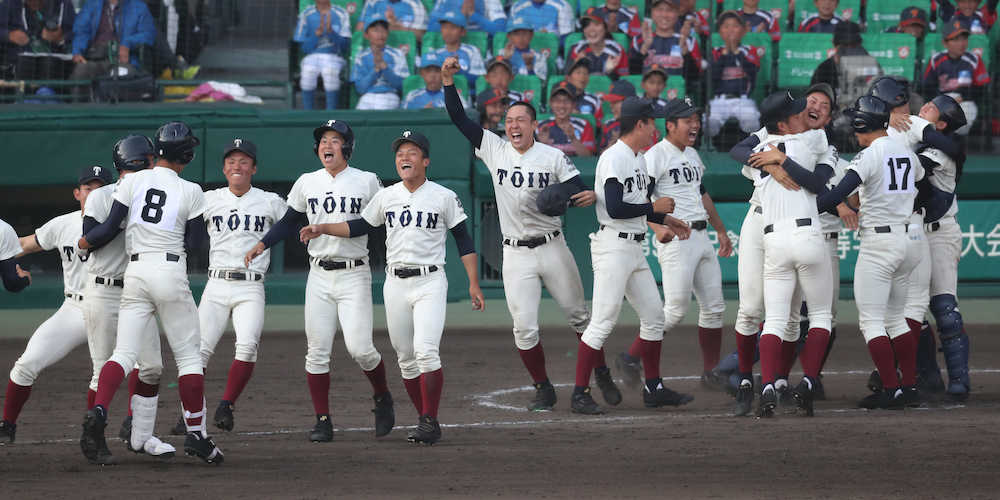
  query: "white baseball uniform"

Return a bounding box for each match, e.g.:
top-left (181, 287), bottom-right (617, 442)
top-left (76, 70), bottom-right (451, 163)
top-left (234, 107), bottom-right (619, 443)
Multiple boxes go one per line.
top-left (920, 147), bottom-right (961, 298)
top-left (645, 139), bottom-right (724, 332)
top-left (287, 167), bottom-right (382, 375)
top-left (886, 115), bottom-right (932, 151)
top-left (816, 157), bottom-right (849, 327)
top-left (580, 140), bottom-right (664, 350)
top-left (198, 187), bottom-right (286, 366)
top-left (474, 130), bottom-right (590, 351)
top-left (903, 211), bottom-right (931, 322)
top-left (0, 218), bottom-right (19, 261)
top-left (847, 136), bottom-right (924, 342)
top-left (361, 180), bottom-right (468, 379)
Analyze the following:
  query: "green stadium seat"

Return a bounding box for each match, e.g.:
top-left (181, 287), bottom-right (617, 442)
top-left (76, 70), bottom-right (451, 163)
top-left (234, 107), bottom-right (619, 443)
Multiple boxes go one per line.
top-left (776, 33), bottom-right (834, 89)
top-left (709, 32), bottom-right (772, 100)
top-left (299, 0), bottom-right (364, 27)
top-left (402, 74), bottom-right (469, 103)
top-left (795, 0), bottom-right (862, 29)
top-left (492, 32), bottom-right (561, 78)
top-left (474, 74), bottom-right (544, 107)
top-left (420, 0), bottom-right (435, 14)
top-left (421, 30), bottom-right (490, 59)
top-left (864, 0), bottom-right (918, 33)
top-left (350, 30), bottom-right (419, 76)
top-left (924, 33), bottom-right (992, 70)
top-left (721, 0), bottom-right (789, 30)
top-left (862, 32), bottom-right (918, 80)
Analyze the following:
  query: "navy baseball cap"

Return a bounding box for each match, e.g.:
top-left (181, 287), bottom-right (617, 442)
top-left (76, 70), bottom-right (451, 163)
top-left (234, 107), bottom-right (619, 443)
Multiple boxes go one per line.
top-left (567, 56), bottom-right (592, 74)
top-left (550, 80), bottom-right (580, 100)
top-left (760, 90), bottom-right (807, 124)
top-left (941, 19), bottom-right (971, 41)
top-left (604, 80), bottom-right (637, 102)
top-left (899, 7), bottom-right (928, 28)
top-left (392, 130), bottom-right (431, 158)
top-left (223, 138), bottom-right (257, 161)
top-left (477, 87), bottom-right (509, 108)
top-left (662, 96), bottom-right (701, 120)
top-left (79, 164), bottom-right (113, 186)
top-left (536, 182), bottom-right (583, 216)
top-left (486, 56), bottom-right (514, 73)
top-left (620, 96), bottom-right (658, 120)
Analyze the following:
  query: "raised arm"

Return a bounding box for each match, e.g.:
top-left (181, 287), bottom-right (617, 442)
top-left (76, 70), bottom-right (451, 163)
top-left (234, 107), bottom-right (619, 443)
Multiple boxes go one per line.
top-left (729, 133), bottom-right (762, 165)
top-left (442, 57), bottom-right (484, 148)
top-left (79, 201), bottom-right (128, 249)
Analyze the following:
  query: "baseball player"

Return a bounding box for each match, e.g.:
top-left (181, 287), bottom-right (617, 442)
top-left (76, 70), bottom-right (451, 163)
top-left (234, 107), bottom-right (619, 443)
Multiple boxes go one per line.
top-left (0, 166), bottom-right (111, 444)
top-left (300, 130), bottom-right (485, 445)
top-left (83, 135), bottom-right (172, 460)
top-left (78, 122), bottom-right (223, 464)
top-left (573, 96), bottom-right (693, 415)
top-left (244, 120), bottom-right (394, 442)
top-left (440, 55), bottom-right (624, 411)
top-left (618, 97), bottom-right (733, 393)
top-left (195, 139), bottom-right (287, 432)
top-left (0, 218), bottom-right (30, 293)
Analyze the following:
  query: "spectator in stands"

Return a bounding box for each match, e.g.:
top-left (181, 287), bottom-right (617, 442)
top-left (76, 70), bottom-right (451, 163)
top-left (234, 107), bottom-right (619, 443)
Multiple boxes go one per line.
top-left (428, 0), bottom-right (506, 34)
top-left (706, 11), bottom-right (761, 138)
top-left (676, 0), bottom-right (710, 37)
top-left (0, 0), bottom-right (76, 79)
top-left (599, 79), bottom-right (636, 151)
top-left (351, 14), bottom-right (410, 110)
top-left (508, 0), bottom-right (575, 37)
top-left (564, 57), bottom-right (602, 117)
top-left (640, 64), bottom-right (670, 111)
top-left (737, 0), bottom-right (781, 41)
top-left (923, 20), bottom-right (990, 135)
top-left (798, 0), bottom-right (842, 33)
top-left (537, 82), bottom-right (596, 156)
top-left (587, 0), bottom-right (641, 37)
top-left (403, 52), bottom-right (468, 109)
top-left (425, 11), bottom-right (485, 89)
top-left (294, 0), bottom-right (351, 110)
top-left (630, 0), bottom-right (701, 80)
top-left (568, 10), bottom-right (628, 77)
top-left (358, 0), bottom-right (428, 38)
top-left (70, 0), bottom-right (156, 100)
top-left (810, 21), bottom-right (881, 106)
top-left (499, 17), bottom-right (548, 81)
top-left (885, 6), bottom-right (929, 40)
top-left (483, 55), bottom-right (527, 102)
top-left (937, 0), bottom-right (997, 34)
top-left (476, 87), bottom-right (508, 136)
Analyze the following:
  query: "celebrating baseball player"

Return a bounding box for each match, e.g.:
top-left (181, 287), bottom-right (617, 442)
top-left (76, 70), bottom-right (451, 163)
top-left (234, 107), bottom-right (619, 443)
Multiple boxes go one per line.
top-left (0, 218), bottom-right (30, 294)
top-left (78, 121), bottom-right (224, 464)
top-left (618, 97), bottom-right (733, 393)
top-left (300, 130), bottom-right (484, 445)
top-left (194, 139), bottom-right (287, 432)
top-left (245, 120), bottom-right (394, 442)
top-left (1, 166), bottom-right (111, 444)
top-left (440, 55), bottom-right (624, 411)
top-left (573, 96), bottom-right (693, 415)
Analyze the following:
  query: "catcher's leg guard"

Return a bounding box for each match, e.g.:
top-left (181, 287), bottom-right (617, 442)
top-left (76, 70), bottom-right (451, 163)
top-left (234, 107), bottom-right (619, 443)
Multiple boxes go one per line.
top-left (930, 294), bottom-right (969, 397)
top-left (130, 395), bottom-right (175, 457)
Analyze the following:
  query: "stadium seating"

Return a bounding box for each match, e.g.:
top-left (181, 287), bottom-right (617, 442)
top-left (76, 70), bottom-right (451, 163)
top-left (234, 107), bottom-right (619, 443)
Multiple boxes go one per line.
top-left (546, 74), bottom-right (613, 106)
top-left (421, 30), bottom-right (490, 59)
top-left (721, 0), bottom-right (789, 30)
top-left (795, 0), bottom-right (862, 28)
top-left (492, 32), bottom-right (561, 78)
top-left (620, 74), bottom-right (687, 100)
top-left (862, 32), bottom-right (919, 80)
top-left (924, 33), bottom-right (992, 70)
top-left (298, 0), bottom-right (365, 27)
top-left (578, 0), bottom-right (645, 16)
top-left (864, 0), bottom-right (916, 33)
top-left (776, 33), bottom-right (834, 90)
top-left (474, 74), bottom-right (545, 107)
top-left (709, 31), bottom-right (772, 100)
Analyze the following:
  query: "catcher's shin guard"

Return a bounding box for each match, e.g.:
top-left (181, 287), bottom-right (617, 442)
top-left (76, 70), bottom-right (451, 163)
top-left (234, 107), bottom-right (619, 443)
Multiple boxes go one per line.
top-left (930, 295), bottom-right (970, 397)
top-left (130, 395), bottom-right (175, 457)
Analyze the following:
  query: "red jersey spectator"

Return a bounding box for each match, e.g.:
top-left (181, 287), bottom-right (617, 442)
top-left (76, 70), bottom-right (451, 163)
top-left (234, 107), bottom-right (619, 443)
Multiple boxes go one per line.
top-left (630, 0), bottom-right (701, 79)
top-left (587, 0), bottom-right (641, 36)
top-left (538, 82), bottom-right (596, 156)
top-left (599, 79), bottom-right (637, 151)
top-left (738, 0), bottom-right (781, 41)
top-left (676, 0), bottom-right (711, 37)
top-left (568, 10), bottom-right (628, 76)
top-left (923, 20), bottom-right (990, 134)
top-left (798, 0), bottom-right (843, 33)
top-left (885, 7), bottom-right (929, 40)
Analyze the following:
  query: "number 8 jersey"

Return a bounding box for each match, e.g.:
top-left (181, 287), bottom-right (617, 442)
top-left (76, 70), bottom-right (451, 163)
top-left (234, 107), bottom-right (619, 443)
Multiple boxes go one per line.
top-left (846, 135), bottom-right (924, 229)
top-left (114, 166), bottom-right (207, 255)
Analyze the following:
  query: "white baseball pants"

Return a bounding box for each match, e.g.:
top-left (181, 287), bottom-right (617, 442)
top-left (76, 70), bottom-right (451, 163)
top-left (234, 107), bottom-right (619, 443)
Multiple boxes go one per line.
top-left (303, 264), bottom-right (380, 374)
top-left (199, 277), bottom-right (266, 365)
top-left (926, 216), bottom-right (961, 297)
top-left (356, 92), bottom-right (400, 110)
top-left (653, 227), bottom-right (725, 331)
top-left (762, 222), bottom-right (833, 341)
top-left (9, 299), bottom-right (87, 387)
top-left (904, 215), bottom-right (931, 322)
top-left (383, 269), bottom-right (448, 379)
top-left (735, 206), bottom-right (765, 337)
top-left (84, 277), bottom-right (163, 391)
top-left (300, 53), bottom-right (345, 92)
top-left (707, 96), bottom-right (761, 137)
top-left (854, 227), bottom-right (921, 342)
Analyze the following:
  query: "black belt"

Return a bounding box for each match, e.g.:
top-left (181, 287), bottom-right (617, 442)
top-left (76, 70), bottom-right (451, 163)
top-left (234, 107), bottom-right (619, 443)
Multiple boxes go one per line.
top-left (393, 265), bottom-right (438, 278)
top-left (503, 231), bottom-right (560, 249)
top-left (65, 293), bottom-right (84, 301)
top-left (317, 259), bottom-right (366, 271)
top-left (209, 269), bottom-right (263, 281)
top-left (130, 253), bottom-right (180, 262)
top-left (825, 232), bottom-right (838, 240)
top-left (600, 225), bottom-right (645, 242)
top-left (95, 276), bottom-right (124, 287)
top-left (753, 206), bottom-right (763, 214)
top-left (873, 225), bottom-right (908, 234)
top-left (690, 220), bottom-right (707, 231)
top-left (926, 221), bottom-right (941, 232)
top-left (763, 218), bottom-right (812, 234)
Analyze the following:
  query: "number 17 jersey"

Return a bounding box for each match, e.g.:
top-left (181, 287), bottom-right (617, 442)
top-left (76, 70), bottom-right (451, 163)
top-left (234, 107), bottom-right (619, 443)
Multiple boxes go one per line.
top-left (114, 166), bottom-right (207, 255)
top-left (846, 135), bottom-right (923, 228)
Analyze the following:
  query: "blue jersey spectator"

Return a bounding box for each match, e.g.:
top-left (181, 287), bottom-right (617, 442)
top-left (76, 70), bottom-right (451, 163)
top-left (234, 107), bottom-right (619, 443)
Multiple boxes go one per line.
top-left (403, 52), bottom-right (470, 109)
top-left (0, 0), bottom-right (75, 78)
top-left (509, 0), bottom-right (575, 36)
top-left (427, 0), bottom-right (506, 34)
top-left (69, 0), bottom-right (155, 101)
top-left (351, 14), bottom-right (411, 109)
top-left (497, 17), bottom-right (548, 80)
top-left (294, 0), bottom-right (352, 110)
top-left (424, 11), bottom-right (485, 88)
top-left (358, 0), bottom-right (428, 36)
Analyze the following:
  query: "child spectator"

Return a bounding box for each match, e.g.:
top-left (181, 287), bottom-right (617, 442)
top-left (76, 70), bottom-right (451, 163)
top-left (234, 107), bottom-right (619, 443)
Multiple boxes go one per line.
top-left (0, 0), bottom-right (76, 79)
top-left (358, 0), bottom-right (428, 38)
top-left (428, 0), bottom-right (506, 34)
top-left (424, 11), bottom-right (485, 88)
top-left (885, 7), bottom-right (929, 40)
top-left (294, 0), bottom-right (351, 110)
top-left (798, 0), bottom-right (842, 33)
top-left (923, 20), bottom-right (990, 134)
top-left (676, 0), bottom-right (711, 37)
top-left (630, 0), bottom-right (701, 79)
top-left (568, 10), bottom-right (628, 77)
top-left (640, 64), bottom-right (670, 111)
top-left (537, 82), bottom-right (596, 156)
top-left (738, 0), bottom-right (781, 41)
top-left (509, 0), bottom-right (575, 36)
top-left (499, 17), bottom-right (548, 81)
top-left (706, 10), bottom-right (761, 138)
top-left (351, 14), bottom-right (410, 110)
top-left (476, 87), bottom-right (509, 136)
top-left (564, 57), bottom-right (602, 117)
top-left (483, 55), bottom-right (527, 102)
top-left (937, 0), bottom-right (997, 34)
top-left (587, 0), bottom-right (641, 36)
top-left (599, 79), bottom-right (637, 151)
top-left (810, 21), bottom-right (881, 106)
top-left (403, 52), bottom-right (469, 109)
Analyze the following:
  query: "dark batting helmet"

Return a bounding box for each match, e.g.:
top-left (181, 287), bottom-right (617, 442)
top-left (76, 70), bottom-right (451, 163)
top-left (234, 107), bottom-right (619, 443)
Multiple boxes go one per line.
top-left (867, 76), bottom-right (910, 109)
top-left (845, 95), bottom-right (891, 133)
top-left (154, 121), bottom-right (200, 164)
top-left (313, 119), bottom-right (355, 161)
top-left (930, 94), bottom-right (968, 135)
top-left (113, 134), bottom-right (155, 172)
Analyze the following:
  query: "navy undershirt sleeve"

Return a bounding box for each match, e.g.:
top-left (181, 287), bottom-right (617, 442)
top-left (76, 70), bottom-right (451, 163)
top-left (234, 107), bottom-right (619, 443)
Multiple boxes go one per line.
top-left (450, 221), bottom-right (475, 256)
top-left (184, 216), bottom-right (208, 253)
top-left (83, 201), bottom-right (128, 249)
top-left (347, 218), bottom-right (377, 237)
top-left (0, 258), bottom-right (29, 292)
top-left (729, 134), bottom-right (761, 165)
top-left (445, 84), bottom-right (484, 148)
top-left (817, 170), bottom-right (863, 212)
top-left (564, 175), bottom-right (589, 191)
top-left (776, 158), bottom-right (830, 194)
top-left (260, 207), bottom-right (306, 248)
top-left (604, 179), bottom-right (652, 219)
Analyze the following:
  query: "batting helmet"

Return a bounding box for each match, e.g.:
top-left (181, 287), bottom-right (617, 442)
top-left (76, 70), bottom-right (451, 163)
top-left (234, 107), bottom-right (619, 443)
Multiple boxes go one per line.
top-left (154, 121), bottom-right (200, 164)
top-left (930, 94), bottom-right (968, 135)
top-left (867, 76), bottom-right (910, 109)
top-left (113, 135), bottom-right (154, 172)
top-left (313, 119), bottom-right (354, 161)
top-left (845, 95), bottom-right (891, 133)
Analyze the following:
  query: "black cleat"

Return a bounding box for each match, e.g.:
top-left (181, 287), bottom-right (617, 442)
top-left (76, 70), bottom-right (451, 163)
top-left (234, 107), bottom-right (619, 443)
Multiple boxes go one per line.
top-left (643, 382), bottom-right (694, 408)
top-left (407, 415), bottom-right (442, 445)
top-left (0, 420), bottom-right (15, 444)
top-left (792, 378), bottom-right (815, 417)
top-left (916, 369), bottom-right (945, 394)
top-left (885, 387), bottom-right (906, 410)
top-left (80, 407), bottom-right (115, 465)
top-left (700, 370), bottom-right (728, 392)
top-left (372, 392), bottom-right (395, 437)
top-left (900, 386), bottom-right (921, 408)
top-left (119, 416), bottom-right (132, 444)
top-left (812, 375), bottom-right (827, 401)
top-left (214, 400), bottom-right (234, 432)
top-left (866, 370), bottom-right (883, 394)
top-left (184, 432), bottom-right (224, 464)
top-left (170, 415), bottom-right (187, 436)
top-left (570, 387), bottom-right (604, 415)
top-left (309, 414), bottom-right (334, 442)
top-left (775, 380), bottom-right (795, 410)
top-left (756, 385), bottom-right (776, 418)
top-left (858, 390), bottom-right (888, 409)
top-left (594, 366), bottom-right (622, 406)
top-left (527, 381), bottom-right (557, 411)
top-left (615, 352), bottom-right (643, 390)
top-left (733, 379), bottom-right (754, 417)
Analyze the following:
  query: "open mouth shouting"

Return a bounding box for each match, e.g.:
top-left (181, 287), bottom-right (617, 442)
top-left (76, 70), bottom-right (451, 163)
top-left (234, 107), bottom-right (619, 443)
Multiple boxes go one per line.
top-left (400, 163), bottom-right (413, 170)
